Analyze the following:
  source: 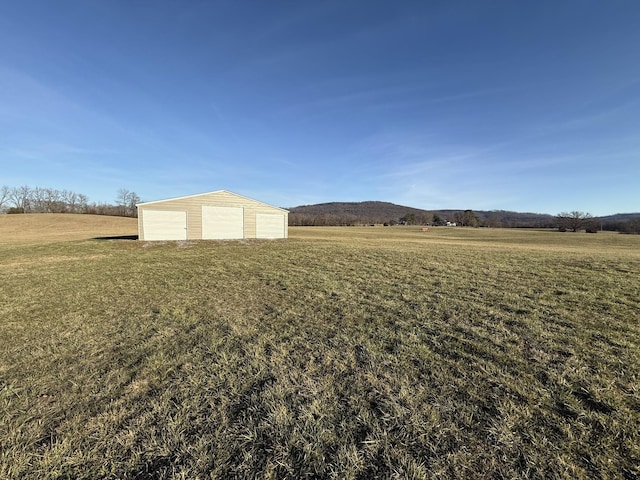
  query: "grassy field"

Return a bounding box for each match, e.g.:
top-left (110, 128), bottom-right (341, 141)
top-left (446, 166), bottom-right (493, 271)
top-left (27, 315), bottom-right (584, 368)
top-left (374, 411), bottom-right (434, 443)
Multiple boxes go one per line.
top-left (1, 215), bottom-right (639, 479)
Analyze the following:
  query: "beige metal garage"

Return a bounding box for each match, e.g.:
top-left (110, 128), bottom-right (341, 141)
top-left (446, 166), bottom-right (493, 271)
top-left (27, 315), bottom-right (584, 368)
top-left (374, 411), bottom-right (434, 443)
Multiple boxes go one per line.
top-left (136, 190), bottom-right (288, 241)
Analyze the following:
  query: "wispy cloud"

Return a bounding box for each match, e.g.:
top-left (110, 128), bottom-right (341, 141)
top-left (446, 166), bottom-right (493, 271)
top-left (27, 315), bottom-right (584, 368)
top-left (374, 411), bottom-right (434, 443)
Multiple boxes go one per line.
top-left (6, 143), bottom-right (117, 161)
top-left (366, 86), bottom-right (519, 113)
top-left (274, 82), bottom-right (436, 118)
top-left (275, 83), bottom-right (517, 121)
top-left (337, 124), bottom-right (588, 211)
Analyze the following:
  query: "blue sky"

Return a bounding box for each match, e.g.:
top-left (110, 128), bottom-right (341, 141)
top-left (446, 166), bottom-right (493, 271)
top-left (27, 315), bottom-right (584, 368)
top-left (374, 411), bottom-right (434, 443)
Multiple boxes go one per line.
top-left (1, 1), bottom-right (638, 215)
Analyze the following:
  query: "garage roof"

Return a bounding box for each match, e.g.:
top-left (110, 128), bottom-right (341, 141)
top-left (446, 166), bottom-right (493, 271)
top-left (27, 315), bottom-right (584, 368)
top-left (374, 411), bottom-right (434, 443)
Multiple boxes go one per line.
top-left (136, 189), bottom-right (289, 212)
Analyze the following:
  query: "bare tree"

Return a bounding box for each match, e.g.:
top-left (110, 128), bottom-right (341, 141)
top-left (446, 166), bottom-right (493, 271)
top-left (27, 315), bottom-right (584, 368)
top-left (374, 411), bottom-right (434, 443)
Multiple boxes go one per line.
top-left (30, 186), bottom-right (43, 212)
top-left (77, 194), bottom-right (89, 213)
top-left (127, 191), bottom-right (140, 217)
top-left (44, 188), bottom-right (62, 213)
top-left (116, 188), bottom-right (141, 217)
top-left (556, 211), bottom-right (594, 232)
top-left (115, 188), bottom-right (130, 216)
top-left (0, 186), bottom-right (10, 212)
top-left (9, 186), bottom-right (32, 213)
top-left (0, 185), bottom-right (116, 216)
top-left (61, 190), bottom-right (78, 213)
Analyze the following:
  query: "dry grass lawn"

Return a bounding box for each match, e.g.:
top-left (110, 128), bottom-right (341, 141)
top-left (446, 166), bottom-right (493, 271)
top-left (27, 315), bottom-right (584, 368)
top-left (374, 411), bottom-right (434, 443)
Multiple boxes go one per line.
top-left (0, 215), bottom-right (639, 479)
top-left (0, 213), bottom-right (137, 245)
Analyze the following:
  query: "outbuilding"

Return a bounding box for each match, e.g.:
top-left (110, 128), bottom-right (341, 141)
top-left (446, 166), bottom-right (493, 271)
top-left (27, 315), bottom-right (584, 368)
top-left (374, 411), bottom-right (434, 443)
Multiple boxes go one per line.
top-left (136, 190), bottom-right (288, 241)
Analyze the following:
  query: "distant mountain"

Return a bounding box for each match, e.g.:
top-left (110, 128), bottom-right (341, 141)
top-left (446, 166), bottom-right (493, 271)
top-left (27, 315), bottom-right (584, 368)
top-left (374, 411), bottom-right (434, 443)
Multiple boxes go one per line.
top-left (599, 213), bottom-right (640, 233)
top-left (288, 201), bottom-right (640, 230)
top-left (600, 213), bottom-right (640, 222)
top-left (288, 201), bottom-right (557, 227)
top-left (289, 201), bottom-right (433, 224)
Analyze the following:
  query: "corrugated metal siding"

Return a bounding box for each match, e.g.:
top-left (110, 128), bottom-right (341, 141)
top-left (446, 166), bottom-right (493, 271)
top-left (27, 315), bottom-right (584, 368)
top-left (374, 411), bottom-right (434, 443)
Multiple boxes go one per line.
top-left (137, 190), bottom-right (288, 240)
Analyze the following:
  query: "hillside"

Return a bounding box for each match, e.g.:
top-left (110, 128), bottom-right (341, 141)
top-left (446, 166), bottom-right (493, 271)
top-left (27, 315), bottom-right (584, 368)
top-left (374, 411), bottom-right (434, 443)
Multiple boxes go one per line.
top-left (0, 213), bottom-right (138, 244)
top-left (289, 202), bottom-right (557, 227)
top-left (289, 201), bottom-right (434, 225)
top-left (289, 201), bottom-right (640, 229)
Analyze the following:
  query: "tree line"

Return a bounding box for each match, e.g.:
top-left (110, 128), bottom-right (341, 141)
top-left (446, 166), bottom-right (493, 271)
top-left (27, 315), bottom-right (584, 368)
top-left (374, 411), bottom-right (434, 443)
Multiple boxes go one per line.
top-left (290, 208), bottom-right (640, 233)
top-left (0, 185), bottom-right (140, 217)
top-left (288, 209), bottom-right (546, 228)
top-left (555, 211), bottom-right (597, 233)
top-left (556, 211), bottom-right (640, 234)
top-left (2, 186), bottom-right (637, 233)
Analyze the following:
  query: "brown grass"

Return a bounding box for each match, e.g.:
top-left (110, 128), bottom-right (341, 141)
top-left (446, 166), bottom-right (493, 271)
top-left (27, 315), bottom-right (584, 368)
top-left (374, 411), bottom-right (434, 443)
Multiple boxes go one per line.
top-left (0, 214), bottom-right (137, 245)
top-left (0, 216), bottom-right (639, 479)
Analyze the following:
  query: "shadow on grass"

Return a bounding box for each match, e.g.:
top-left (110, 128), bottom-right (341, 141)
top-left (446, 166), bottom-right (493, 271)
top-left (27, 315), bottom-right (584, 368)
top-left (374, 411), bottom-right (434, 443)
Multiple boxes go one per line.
top-left (93, 235), bottom-right (139, 241)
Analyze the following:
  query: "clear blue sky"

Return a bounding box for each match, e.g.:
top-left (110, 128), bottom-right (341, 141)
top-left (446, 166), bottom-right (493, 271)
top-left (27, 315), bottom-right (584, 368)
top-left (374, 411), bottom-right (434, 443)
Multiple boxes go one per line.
top-left (1, 1), bottom-right (638, 215)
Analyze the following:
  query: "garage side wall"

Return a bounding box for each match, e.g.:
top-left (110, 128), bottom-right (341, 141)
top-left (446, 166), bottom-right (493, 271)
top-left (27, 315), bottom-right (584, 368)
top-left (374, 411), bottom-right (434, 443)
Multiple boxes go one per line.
top-left (138, 191), bottom-right (288, 240)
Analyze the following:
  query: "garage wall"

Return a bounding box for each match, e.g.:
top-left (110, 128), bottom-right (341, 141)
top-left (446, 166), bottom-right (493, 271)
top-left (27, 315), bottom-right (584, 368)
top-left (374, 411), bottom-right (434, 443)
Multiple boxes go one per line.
top-left (137, 190), bottom-right (288, 241)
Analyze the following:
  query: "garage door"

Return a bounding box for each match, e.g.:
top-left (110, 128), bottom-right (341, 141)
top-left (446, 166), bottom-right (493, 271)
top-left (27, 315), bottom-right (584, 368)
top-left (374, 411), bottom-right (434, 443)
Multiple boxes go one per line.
top-left (143, 210), bottom-right (187, 240)
top-left (256, 213), bottom-right (286, 239)
top-left (202, 206), bottom-right (244, 239)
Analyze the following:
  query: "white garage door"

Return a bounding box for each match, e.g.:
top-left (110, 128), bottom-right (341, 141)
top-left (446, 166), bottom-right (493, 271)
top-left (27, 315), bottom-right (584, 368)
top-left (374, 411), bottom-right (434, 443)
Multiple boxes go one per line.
top-left (143, 210), bottom-right (187, 240)
top-left (202, 206), bottom-right (244, 239)
top-left (256, 213), bottom-right (286, 239)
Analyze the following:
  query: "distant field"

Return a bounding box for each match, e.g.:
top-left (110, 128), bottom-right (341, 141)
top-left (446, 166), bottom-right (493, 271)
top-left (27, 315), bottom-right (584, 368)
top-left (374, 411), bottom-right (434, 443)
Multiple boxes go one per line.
top-left (0, 213), bottom-right (137, 244)
top-left (1, 215), bottom-right (639, 479)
